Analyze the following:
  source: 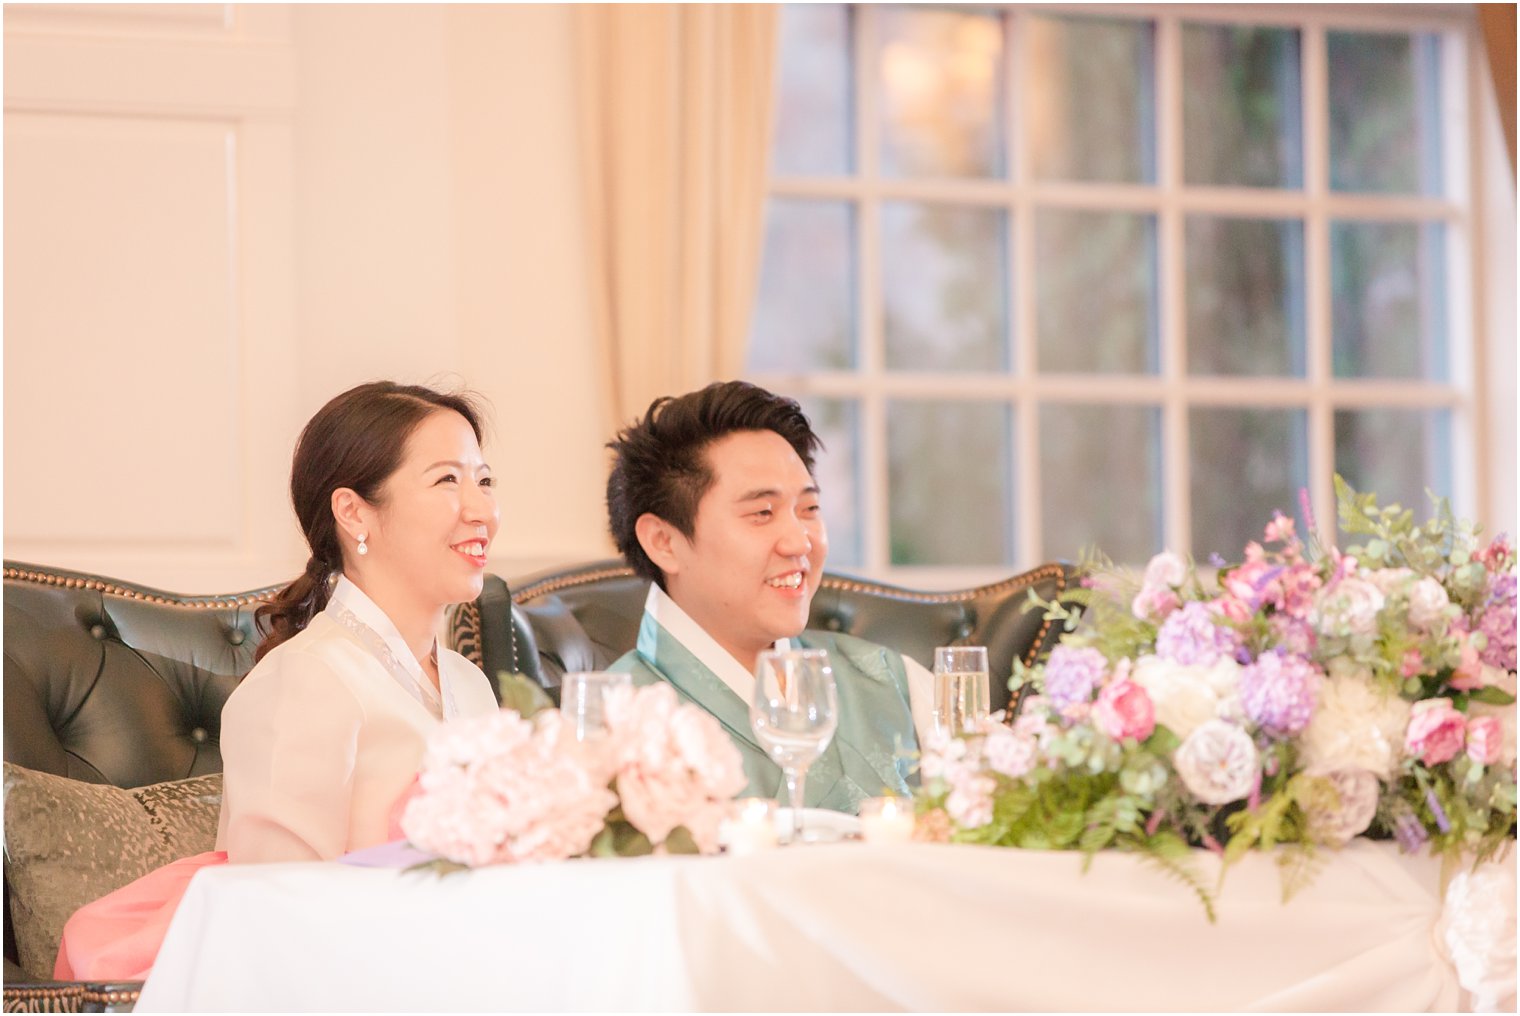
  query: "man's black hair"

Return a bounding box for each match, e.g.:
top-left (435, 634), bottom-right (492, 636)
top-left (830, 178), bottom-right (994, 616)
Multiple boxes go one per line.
top-left (605, 381), bottom-right (821, 588)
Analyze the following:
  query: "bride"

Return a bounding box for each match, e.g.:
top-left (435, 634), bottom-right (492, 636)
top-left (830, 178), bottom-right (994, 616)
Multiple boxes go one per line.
top-left (56, 380), bottom-right (503, 978)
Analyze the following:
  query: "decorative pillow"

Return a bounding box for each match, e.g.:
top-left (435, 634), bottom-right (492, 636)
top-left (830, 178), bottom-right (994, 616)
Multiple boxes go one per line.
top-left (2, 763), bottom-right (221, 979)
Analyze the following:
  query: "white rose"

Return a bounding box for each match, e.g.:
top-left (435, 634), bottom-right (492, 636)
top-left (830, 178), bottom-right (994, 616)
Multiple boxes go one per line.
top-left (1131, 655), bottom-right (1240, 740)
top-left (1365, 567), bottom-right (1414, 596)
top-left (1305, 769), bottom-right (1381, 845)
top-left (1297, 659), bottom-right (1412, 780)
top-left (1143, 551), bottom-right (1187, 589)
top-left (1407, 576), bottom-right (1452, 630)
top-left (1173, 720), bottom-right (1259, 805)
top-left (1312, 577), bottom-right (1387, 638)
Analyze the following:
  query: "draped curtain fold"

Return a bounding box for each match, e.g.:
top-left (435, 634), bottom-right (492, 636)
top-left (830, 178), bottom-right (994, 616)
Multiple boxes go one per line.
top-left (576, 4), bottom-right (779, 429)
top-left (1477, 3), bottom-right (1516, 177)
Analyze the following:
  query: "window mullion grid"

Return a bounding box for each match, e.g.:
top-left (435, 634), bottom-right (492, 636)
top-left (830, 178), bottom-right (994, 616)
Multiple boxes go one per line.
top-left (1010, 6), bottom-right (1040, 570)
top-left (1302, 22), bottom-right (1336, 542)
top-left (1156, 11), bottom-right (1189, 557)
top-left (855, 3), bottom-right (890, 575)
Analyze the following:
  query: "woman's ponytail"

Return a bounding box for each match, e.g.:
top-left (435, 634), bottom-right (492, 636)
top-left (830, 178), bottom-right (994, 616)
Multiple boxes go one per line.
top-left (253, 556), bottom-right (334, 662)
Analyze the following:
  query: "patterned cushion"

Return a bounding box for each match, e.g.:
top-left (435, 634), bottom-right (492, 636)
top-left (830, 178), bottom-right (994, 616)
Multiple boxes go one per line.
top-left (2, 763), bottom-right (220, 978)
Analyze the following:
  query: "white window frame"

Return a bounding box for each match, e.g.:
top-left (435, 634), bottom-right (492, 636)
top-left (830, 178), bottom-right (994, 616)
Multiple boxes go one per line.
top-left (749, 2), bottom-right (1497, 589)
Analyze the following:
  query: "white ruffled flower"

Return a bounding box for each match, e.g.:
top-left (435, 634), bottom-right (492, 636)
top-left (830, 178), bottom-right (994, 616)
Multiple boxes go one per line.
top-left (1304, 769), bottom-right (1381, 845)
top-left (1130, 655), bottom-right (1242, 740)
top-left (1437, 855), bottom-right (1517, 1012)
top-left (1297, 659), bottom-right (1411, 780)
top-left (1312, 576), bottom-right (1386, 639)
top-left (1173, 719), bottom-right (1258, 805)
top-left (1365, 567), bottom-right (1414, 596)
top-left (1407, 576), bottom-right (1452, 630)
top-left (1143, 551), bottom-right (1187, 588)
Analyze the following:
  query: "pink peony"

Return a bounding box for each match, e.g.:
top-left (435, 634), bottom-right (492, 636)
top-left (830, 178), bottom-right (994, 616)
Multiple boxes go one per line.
top-left (1467, 715), bottom-right (1504, 766)
top-left (1091, 679), bottom-right (1155, 742)
top-left (402, 709), bottom-right (618, 866)
top-left (1404, 698), bottom-right (1467, 765)
top-left (604, 683), bottom-right (746, 853)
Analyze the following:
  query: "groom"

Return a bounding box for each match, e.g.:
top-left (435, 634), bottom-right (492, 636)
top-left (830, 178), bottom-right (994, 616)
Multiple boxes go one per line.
top-left (605, 381), bottom-right (930, 812)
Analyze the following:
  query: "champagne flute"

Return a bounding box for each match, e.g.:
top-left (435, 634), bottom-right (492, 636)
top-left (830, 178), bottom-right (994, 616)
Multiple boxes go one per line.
top-left (933, 645), bottom-right (990, 737)
top-left (750, 649), bottom-right (838, 844)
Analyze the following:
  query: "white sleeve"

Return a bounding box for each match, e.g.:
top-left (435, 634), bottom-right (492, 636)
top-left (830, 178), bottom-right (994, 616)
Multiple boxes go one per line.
top-left (218, 649), bottom-right (363, 864)
top-left (904, 654), bottom-right (935, 746)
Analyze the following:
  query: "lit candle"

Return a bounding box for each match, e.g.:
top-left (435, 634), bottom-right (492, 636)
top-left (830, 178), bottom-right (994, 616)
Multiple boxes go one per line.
top-left (723, 798), bottom-right (779, 855)
top-left (858, 797), bottom-right (915, 844)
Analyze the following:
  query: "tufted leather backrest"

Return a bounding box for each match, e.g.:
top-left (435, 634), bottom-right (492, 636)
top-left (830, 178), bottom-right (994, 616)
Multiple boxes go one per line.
top-left (448, 559), bottom-right (1079, 717)
top-left (2, 561), bottom-right (280, 974)
top-left (2, 563), bottom-right (277, 789)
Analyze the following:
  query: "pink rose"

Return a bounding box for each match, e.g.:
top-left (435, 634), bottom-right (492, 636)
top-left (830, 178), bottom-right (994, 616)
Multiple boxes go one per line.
top-left (1404, 698), bottom-right (1467, 765)
top-left (1448, 632), bottom-right (1488, 691)
top-left (1467, 715), bottom-right (1504, 766)
top-left (1091, 679), bottom-right (1156, 742)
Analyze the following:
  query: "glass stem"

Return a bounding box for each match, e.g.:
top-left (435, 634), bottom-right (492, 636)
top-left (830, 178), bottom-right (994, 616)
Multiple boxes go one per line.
top-left (785, 766), bottom-right (807, 842)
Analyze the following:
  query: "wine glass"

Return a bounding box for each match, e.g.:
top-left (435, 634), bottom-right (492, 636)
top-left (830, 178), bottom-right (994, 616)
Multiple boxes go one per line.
top-left (750, 649), bottom-right (838, 844)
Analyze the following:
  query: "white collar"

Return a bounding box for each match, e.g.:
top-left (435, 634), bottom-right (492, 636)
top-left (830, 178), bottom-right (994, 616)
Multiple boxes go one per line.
top-left (644, 584), bottom-right (793, 703)
top-left (327, 574), bottom-right (449, 718)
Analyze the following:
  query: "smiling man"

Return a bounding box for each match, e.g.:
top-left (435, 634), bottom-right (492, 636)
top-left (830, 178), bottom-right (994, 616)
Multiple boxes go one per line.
top-left (605, 381), bottom-right (929, 812)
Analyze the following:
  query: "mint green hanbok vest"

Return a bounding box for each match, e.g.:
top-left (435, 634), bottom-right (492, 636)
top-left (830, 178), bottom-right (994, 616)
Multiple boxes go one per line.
top-left (610, 611), bottom-right (919, 813)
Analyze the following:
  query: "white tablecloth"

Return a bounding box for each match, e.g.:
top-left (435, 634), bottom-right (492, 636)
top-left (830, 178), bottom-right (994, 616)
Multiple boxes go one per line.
top-left (137, 840), bottom-right (1482, 1012)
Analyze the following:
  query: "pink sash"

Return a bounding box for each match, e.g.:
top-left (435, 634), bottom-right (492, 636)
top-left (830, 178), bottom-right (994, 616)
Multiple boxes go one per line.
top-left (53, 850), bottom-right (228, 982)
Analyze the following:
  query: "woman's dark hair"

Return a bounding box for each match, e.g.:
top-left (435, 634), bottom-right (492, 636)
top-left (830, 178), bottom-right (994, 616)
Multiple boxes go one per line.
top-left (606, 380), bottom-right (820, 589)
top-left (254, 381), bottom-right (485, 661)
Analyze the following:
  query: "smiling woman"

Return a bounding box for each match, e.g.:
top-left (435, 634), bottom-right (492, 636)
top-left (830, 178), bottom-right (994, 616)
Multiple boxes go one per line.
top-left (52, 380), bottom-right (505, 983)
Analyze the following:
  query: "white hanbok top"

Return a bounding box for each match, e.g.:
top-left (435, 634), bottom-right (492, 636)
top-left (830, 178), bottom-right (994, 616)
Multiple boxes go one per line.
top-left (215, 576), bottom-right (499, 863)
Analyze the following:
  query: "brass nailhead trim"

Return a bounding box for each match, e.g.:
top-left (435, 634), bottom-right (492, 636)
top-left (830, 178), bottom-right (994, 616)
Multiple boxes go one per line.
top-left (80, 989), bottom-right (139, 1004)
top-left (3, 987), bottom-right (83, 1000)
top-left (3, 566), bottom-right (279, 610)
top-left (511, 566), bottom-right (638, 604)
top-left (511, 562), bottom-right (1072, 669)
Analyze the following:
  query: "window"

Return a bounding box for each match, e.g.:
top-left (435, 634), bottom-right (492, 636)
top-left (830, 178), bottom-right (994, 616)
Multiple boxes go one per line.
top-left (747, 4), bottom-right (1480, 583)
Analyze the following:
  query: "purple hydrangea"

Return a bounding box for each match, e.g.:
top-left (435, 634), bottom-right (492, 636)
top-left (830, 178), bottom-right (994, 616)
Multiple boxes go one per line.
top-left (1478, 573), bottom-right (1516, 671)
top-left (1238, 650), bottom-right (1321, 738)
top-left (1041, 646), bottom-right (1108, 711)
top-left (1155, 601), bottom-right (1240, 667)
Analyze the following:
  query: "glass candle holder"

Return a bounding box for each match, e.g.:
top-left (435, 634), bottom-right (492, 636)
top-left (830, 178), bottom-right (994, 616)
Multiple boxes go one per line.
top-left (858, 796), bottom-right (916, 844)
top-left (721, 798), bottom-right (780, 856)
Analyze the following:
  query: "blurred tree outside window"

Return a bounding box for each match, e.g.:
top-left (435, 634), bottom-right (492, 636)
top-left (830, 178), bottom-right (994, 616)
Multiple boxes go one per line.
top-left (749, 4), bottom-right (1469, 580)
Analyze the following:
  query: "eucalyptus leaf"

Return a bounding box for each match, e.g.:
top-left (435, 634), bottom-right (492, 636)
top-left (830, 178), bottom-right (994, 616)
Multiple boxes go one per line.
top-left (496, 671), bottom-right (555, 719)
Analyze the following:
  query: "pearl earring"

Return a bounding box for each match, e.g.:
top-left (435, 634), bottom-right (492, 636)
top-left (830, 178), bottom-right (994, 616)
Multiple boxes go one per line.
top-left (357, 533), bottom-right (368, 557)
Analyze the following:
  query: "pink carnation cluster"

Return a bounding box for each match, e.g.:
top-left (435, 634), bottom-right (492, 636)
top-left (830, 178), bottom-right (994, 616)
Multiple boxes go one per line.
top-left (602, 683), bottom-right (747, 853)
top-left (401, 684), bottom-right (746, 866)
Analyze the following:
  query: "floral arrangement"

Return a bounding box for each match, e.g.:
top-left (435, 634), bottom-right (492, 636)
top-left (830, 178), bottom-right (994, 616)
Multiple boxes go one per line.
top-left (400, 682), bottom-right (747, 867)
top-left (914, 478), bottom-right (1516, 916)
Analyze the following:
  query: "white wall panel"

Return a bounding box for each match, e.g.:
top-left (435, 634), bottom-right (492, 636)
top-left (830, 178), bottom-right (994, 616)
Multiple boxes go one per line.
top-left (4, 3), bottom-right (299, 592)
top-left (3, 112), bottom-right (241, 545)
